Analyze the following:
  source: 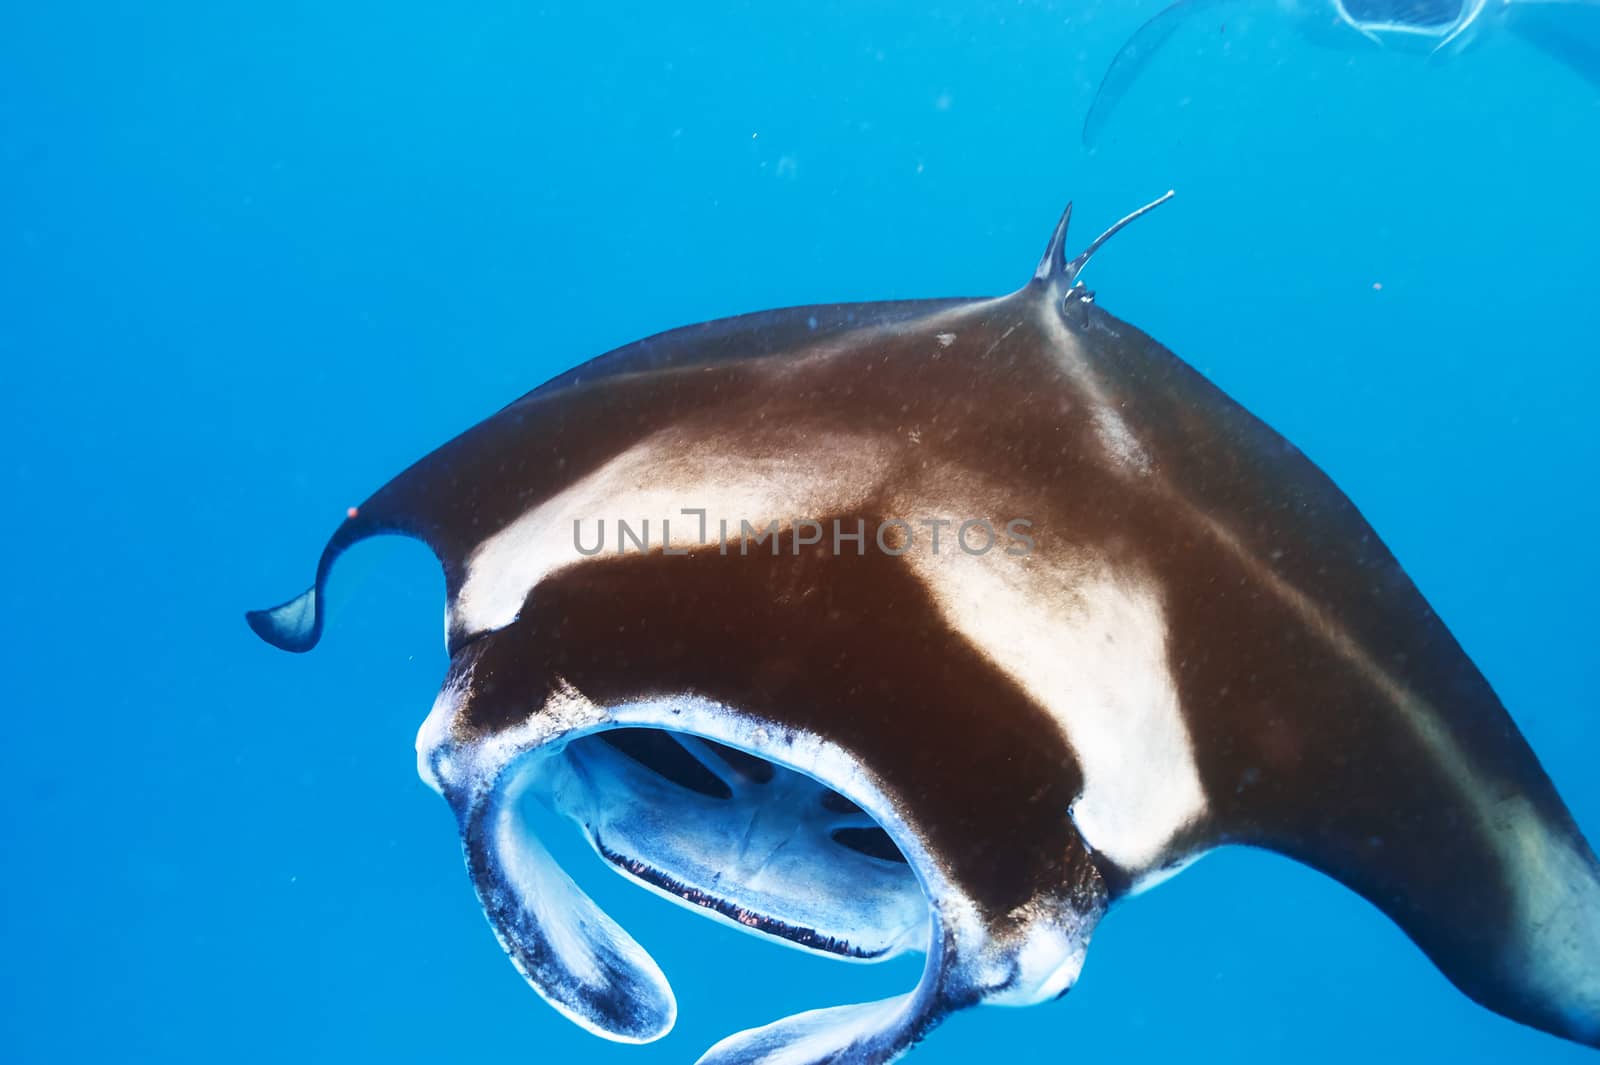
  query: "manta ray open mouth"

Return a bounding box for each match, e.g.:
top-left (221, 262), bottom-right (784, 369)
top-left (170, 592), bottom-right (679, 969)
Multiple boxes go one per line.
top-left (547, 727), bottom-right (930, 960)
top-left (431, 697), bottom-right (953, 1053)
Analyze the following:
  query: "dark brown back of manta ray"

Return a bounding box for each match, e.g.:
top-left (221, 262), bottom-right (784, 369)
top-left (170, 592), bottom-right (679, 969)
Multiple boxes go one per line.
top-left (269, 280), bottom-right (1600, 1048)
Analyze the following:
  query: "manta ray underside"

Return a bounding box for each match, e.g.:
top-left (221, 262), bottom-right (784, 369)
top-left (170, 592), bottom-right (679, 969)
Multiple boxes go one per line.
top-left (249, 197), bottom-right (1600, 1063)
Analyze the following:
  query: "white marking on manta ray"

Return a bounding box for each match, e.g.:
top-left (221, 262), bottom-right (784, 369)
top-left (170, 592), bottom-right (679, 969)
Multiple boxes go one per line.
top-left (898, 531), bottom-right (1206, 878)
top-left (452, 435), bottom-right (892, 637)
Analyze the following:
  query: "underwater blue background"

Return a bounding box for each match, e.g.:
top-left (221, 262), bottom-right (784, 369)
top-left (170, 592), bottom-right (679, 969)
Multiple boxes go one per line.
top-left (3, 3), bottom-right (1596, 1061)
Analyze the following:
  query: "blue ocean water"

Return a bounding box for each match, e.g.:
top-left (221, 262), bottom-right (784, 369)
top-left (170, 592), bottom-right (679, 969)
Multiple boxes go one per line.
top-left (3, 3), bottom-right (1596, 1062)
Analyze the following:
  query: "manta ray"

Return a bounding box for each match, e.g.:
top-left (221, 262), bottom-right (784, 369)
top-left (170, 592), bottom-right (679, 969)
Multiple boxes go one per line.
top-left (248, 196), bottom-right (1600, 1063)
top-left (1083, 0), bottom-right (1600, 145)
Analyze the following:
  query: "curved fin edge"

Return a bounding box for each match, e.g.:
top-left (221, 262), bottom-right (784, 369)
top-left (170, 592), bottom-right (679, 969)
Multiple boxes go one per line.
top-left (245, 586), bottom-right (322, 653)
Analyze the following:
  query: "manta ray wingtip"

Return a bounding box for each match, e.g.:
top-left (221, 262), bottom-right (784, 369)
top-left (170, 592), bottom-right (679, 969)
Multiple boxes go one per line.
top-left (246, 586), bottom-right (322, 653)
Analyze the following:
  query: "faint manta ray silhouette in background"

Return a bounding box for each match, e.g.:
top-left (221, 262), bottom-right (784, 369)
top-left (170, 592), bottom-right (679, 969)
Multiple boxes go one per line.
top-left (1083, 0), bottom-right (1600, 145)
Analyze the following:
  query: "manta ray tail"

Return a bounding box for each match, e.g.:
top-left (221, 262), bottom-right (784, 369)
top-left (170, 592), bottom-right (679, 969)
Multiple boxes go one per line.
top-left (1082, 0), bottom-right (1236, 146)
